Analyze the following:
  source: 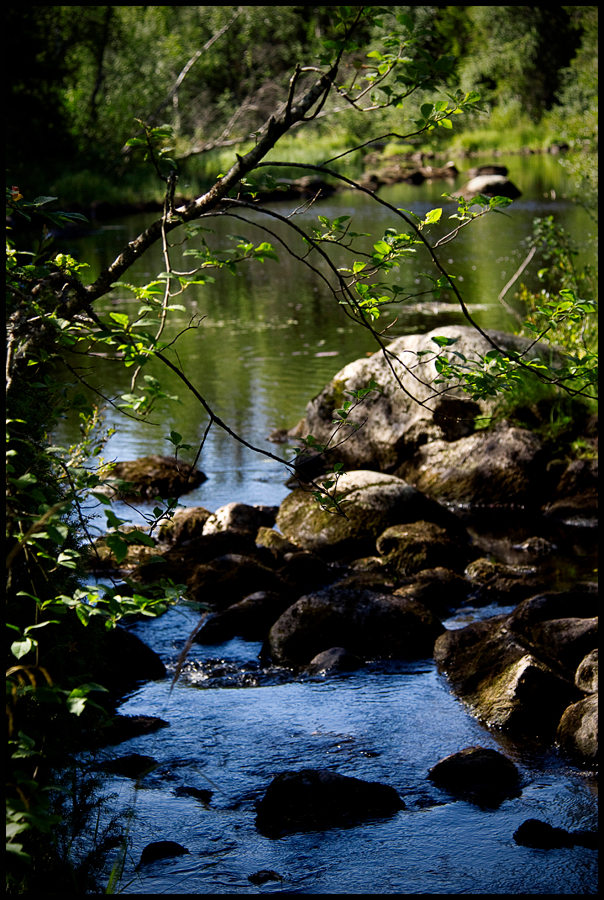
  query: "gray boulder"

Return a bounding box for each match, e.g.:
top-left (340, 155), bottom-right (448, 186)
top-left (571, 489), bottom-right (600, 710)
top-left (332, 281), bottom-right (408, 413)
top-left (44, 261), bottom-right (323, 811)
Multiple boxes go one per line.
top-left (158, 506), bottom-right (212, 545)
top-left (255, 768), bottom-right (404, 836)
top-left (397, 421), bottom-right (546, 507)
top-left (288, 326), bottom-right (558, 473)
top-left (102, 455), bottom-right (206, 500)
top-left (267, 586), bottom-right (444, 667)
top-left (392, 567), bottom-right (472, 616)
top-left (454, 174), bottom-right (522, 200)
top-left (276, 470), bottom-right (465, 561)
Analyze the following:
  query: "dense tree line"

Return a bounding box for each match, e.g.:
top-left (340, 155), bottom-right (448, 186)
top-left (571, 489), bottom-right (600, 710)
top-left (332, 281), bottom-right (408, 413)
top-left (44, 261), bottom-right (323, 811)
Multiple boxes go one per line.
top-left (7, 5), bottom-right (598, 194)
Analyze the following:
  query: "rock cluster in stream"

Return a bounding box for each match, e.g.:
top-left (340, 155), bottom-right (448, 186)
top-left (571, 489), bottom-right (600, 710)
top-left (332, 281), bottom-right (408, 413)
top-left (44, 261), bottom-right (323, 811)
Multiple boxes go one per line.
top-left (90, 322), bottom-right (597, 837)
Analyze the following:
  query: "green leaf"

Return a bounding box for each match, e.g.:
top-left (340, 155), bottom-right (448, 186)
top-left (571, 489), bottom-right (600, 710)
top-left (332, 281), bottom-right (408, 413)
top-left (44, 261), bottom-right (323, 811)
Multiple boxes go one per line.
top-left (424, 208), bottom-right (443, 225)
top-left (105, 534), bottom-right (130, 565)
top-left (431, 335), bottom-right (459, 347)
top-left (11, 638), bottom-right (34, 659)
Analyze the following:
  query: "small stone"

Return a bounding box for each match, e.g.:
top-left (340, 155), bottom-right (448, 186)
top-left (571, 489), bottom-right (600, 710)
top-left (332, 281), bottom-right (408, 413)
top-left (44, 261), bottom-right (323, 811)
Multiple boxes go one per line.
top-left (138, 841), bottom-right (190, 867)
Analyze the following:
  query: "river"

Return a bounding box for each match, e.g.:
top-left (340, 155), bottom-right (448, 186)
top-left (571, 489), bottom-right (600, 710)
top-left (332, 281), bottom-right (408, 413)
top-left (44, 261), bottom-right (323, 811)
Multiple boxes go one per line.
top-left (54, 153), bottom-right (597, 894)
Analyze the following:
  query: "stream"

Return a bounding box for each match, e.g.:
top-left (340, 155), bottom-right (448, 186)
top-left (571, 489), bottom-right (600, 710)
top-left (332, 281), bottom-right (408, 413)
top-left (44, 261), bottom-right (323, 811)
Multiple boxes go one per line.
top-left (54, 154), bottom-right (597, 893)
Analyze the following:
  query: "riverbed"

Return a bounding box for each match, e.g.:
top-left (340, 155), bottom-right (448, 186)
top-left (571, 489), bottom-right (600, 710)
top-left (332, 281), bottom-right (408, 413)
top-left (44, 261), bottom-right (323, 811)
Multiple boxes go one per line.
top-left (56, 153), bottom-right (597, 893)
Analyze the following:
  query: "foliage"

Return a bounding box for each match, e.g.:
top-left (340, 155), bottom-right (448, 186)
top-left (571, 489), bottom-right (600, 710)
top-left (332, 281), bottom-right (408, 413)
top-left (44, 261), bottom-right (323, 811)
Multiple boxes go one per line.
top-left (6, 6), bottom-right (598, 891)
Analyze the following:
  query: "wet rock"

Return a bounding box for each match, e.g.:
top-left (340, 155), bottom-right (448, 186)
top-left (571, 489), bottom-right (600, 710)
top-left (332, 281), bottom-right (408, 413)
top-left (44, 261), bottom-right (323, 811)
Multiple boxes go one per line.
top-left (103, 753), bottom-right (158, 779)
top-left (513, 818), bottom-right (597, 849)
top-left (305, 647), bottom-right (365, 674)
top-left (174, 786), bottom-right (213, 804)
top-left (187, 554), bottom-right (285, 609)
top-left (376, 521), bottom-right (472, 576)
top-left (398, 421), bottom-right (546, 508)
top-left (202, 502), bottom-right (278, 536)
top-left (276, 470), bottom-right (465, 561)
top-left (454, 174), bottom-right (522, 200)
top-left (287, 326), bottom-right (560, 473)
top-left (255, 768), bottom-right (404, 836)
top-left (393, 567), bottom-right (472, 616)
top-left (428, 746), bottom-right (519, 803)
top-left (513, 536), bottom-right (557, 556)
top-left (95, 715), bottom-right (169, 747)
top-left (268, 586), bottom-right (444, 667)
top-left (131, 531), bottom-right (261, 584)
top-left (556, 694), bottom-right (598, 765)
top-left (138, 840), bottom-right (190, 867)
top-left (543, 458), bottom-right (598, 521)
top-left (463, 557), bottom-right (542, 605)
top-left (194, 591), bottom-right (293, 643)
top-left (433, 616), bottom-right (580, 734)
top-left (334, 556), bottom-right (396, 592)
top-left (575, 649), bottom-right (598, 694)
top-left (104, 455), bottom-right (206, 500)
top-left (101, 624), bottom-right (167, 690)
top-left (158, 506), bottom-right (212, 545)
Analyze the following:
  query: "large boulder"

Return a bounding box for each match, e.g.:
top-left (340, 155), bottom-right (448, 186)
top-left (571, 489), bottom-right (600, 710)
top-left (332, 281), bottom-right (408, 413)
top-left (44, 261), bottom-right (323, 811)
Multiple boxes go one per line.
top-left (543, 458), bottom-right (598, 523)
top-left (158, 506), bottom-right (212, 545)
top-left (187, 554), bottom-right (285, 609)
top-left (397, 421), bottom-right (546, 507)
top-left (433, 615), bottom-right (580, 734)
top-left (255, 768), bottom-right (404, 836)
top-left (193, 591), bottom-right (294, 644)
top-left (392, 567), bottom-right (473, 617)
top-left (267, 586), bottom-right (444, 667)
top-left (575, 649), bottom-right (598, 694)
top-left (288, 326), bottom-right (558, 473)
top-left (103, 456), bottom-right (206, 500)
top-left (428, 746), bottom-right (519, 804)
top-left (276, 470), bottom-right (466, 561)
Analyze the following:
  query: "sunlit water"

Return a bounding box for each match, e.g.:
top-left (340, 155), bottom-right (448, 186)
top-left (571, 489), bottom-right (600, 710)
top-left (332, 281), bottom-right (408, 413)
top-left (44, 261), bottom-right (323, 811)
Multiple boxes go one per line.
top-left (56, 154), bottom-right (597, 893)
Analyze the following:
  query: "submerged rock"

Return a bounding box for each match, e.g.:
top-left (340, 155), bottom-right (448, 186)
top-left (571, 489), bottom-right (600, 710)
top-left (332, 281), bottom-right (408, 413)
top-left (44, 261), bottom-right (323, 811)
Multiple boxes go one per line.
top-left (255, 768), bottom-right (404, 836)
top-left (513, 818), bottom-right (598, 850)
top-left (267, 586), bottom-right (444, 667)
top-left (103, 753), bottom-right (158, 779)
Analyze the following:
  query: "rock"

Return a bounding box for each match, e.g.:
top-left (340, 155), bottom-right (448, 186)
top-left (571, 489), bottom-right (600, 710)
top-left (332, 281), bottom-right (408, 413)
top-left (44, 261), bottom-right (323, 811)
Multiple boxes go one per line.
top-left (103, 753), bottom-right (158, 779)
top-left (454, 174), bottom-right (522, 200)
top-left (434, 616), bottom-right (580, 734)
top-left (104, 455), bottom-right (206, 500)
top-left (248, 870), bottom-right (283, 886)
top-left (194, 591), bottom-right (293, 643)
top-left (513, 536), bottom-right (557, 556)
top-left (376, 521), bottom-right (472, 576)
top-left (428, 746), bottom-right (519, 803)
top-left (276, 470), bottom-right (466, 561)
top-left (575, 649), bottom-right (598, 693)
top-left (187, 554), bottom-right (285, 609)
top-left (256, 527), bottom-right (299, 560)
top-left (267, 586), bottom-right (444, 667)
top-left (305, 647), bottom-right (365, 674)
top-left (138, 841), bottom-right (190, 867)
top-left (288, 326), bottom-right (559, 474)
top-left (466, 164), bottom-right (509, 178)
top-left (279, 550), bottom-right (334, 592)
top-left (511, 616), bottom-right (598, 680)
top-left (158, 506), bottom-right (212, 544)
top-left (463, 557), bottom-right (542, 605)
top-left (393, 568), bottom-right (472, 616)
top-left (101, 624), bottom-right (167, 690)
top-left (397, 421), bottom-right (546, 508)
top-left (174, 786), bottom-right (213, 803)
top-left (202, 502), bottom-right (278, 536)
top-left (556, 694), bottom-right (598, 765)
top-left (255, 768), bottom-right (404, 836)
top-left (95, 715), bottom-right (169, 747)
top-left (543, 458), bottom-right (598, 521)
top-left (513, 819), bottom-right (597, 850)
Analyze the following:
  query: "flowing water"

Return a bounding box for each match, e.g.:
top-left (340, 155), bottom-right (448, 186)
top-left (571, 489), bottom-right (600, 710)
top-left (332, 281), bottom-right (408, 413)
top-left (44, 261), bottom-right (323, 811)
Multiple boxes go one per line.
top-left (53, 154), bottom-right (597, 893)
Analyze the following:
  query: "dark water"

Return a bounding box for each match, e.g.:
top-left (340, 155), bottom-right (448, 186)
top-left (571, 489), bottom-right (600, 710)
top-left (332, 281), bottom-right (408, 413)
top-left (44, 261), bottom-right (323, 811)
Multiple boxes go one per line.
top-left (58, 154), bottom-right (597, 893)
